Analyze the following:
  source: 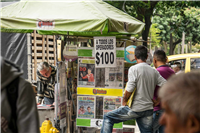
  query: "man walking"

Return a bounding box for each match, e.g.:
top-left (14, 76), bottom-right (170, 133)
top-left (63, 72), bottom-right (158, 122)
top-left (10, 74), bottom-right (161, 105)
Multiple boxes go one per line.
top-left (100, 46), bottom-right (166, 133)
top-left (152, 50), bottom-right (175, 133)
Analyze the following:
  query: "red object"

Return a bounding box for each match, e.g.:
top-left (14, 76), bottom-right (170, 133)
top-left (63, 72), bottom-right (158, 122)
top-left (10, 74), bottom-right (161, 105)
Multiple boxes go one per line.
top-left (82, 73), bottom-right (94, 82)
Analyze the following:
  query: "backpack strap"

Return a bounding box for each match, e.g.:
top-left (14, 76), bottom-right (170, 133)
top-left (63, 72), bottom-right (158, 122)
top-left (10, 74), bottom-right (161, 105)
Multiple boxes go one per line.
top-left (6, 77), bottom-right (19, 133)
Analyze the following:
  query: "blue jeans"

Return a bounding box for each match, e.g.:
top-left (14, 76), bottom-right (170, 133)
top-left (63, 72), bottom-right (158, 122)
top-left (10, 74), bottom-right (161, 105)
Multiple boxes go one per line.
top-left (44, 97), bottom-right (54, 105)
top-left (153, 110), bottom-right (164, 133)
top-left (101, 106), bottom-right (153, 133)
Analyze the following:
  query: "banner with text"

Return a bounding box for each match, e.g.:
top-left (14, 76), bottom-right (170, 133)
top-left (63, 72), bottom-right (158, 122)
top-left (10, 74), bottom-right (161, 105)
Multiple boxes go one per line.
top-left (94, 37), bottom-right (116, 68)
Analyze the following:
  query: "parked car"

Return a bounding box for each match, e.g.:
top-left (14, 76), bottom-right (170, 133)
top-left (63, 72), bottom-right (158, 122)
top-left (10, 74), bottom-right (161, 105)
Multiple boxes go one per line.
top-left (168, 53), bottom-right (200, 73)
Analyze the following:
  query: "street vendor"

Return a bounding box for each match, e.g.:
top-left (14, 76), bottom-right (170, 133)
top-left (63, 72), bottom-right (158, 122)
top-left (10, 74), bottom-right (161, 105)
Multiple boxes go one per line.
top-left (37, 61), bottom-right (56, 104)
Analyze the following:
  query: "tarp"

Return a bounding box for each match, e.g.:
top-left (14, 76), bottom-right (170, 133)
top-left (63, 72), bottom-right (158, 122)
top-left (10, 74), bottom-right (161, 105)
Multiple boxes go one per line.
top-left (0, 2), bottom-right (28, 79)
top-left (1, 0), bottom-right (145, 35)
top-left (1, 32), bottom-right (28, 79)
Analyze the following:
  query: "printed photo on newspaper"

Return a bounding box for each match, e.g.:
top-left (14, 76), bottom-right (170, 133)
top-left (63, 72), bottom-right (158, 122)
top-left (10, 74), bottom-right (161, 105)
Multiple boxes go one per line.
top-left (77, 96), bottom-right (95, 118)
top-left (78, 59), bottom-right (95, 87)
top-left (95, 68), bottom-right (105, 88)
top-left (103, 97), bottom-right (122, 115)
top-left (105, 58), bottom-right (124, 88)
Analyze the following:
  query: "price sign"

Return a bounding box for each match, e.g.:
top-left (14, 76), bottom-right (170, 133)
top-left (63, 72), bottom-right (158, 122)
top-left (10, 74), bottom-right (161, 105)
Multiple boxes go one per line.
top-left (94, 37), bottom-right (116, 68)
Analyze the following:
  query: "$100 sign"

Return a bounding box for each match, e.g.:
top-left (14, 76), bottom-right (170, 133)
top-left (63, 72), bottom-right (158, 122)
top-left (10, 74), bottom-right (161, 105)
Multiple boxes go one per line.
top-left (94, 37), bottom-right (116, 68)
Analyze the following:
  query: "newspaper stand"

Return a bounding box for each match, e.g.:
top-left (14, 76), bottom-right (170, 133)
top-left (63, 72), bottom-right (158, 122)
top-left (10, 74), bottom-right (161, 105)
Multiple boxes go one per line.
top-left (76, 37), bottom-right (126, 132)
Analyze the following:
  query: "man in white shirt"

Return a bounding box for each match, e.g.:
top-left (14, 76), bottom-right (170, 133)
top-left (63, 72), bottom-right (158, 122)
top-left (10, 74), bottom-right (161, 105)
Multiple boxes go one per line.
top-left (100, 46), bottom-right (166, 133)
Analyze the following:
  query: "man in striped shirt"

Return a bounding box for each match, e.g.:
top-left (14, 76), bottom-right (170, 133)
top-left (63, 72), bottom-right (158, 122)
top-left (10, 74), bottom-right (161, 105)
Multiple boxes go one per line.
top-left (37, 62), bottom-right (56, 104)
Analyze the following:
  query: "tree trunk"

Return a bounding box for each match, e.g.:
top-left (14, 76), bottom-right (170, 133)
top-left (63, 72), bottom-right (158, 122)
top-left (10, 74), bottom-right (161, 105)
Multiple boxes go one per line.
top-left (163, 41), bottom-right (168, 53)
top-left (169, 33), bottom-right (173, 55)
top-left (142, 15), bottom-right (151, 47)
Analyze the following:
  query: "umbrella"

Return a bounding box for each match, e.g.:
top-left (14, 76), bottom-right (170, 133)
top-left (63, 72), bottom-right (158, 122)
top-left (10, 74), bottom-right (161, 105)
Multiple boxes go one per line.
top-left (1, 0), bottom-right (145, 35)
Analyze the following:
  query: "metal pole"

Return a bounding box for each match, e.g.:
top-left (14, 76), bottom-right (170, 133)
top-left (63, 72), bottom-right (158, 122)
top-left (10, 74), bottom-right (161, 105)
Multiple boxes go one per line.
top-left (55, 35), bottom-right (61, 131)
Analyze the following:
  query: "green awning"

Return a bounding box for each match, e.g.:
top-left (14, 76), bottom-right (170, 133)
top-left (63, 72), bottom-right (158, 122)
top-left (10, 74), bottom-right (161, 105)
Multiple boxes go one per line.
top-left (1, 0), bottom-right (145, 35)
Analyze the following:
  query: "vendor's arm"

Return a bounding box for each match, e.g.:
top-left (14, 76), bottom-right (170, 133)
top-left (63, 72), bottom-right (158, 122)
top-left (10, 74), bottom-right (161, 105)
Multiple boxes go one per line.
top-left (123, 67), bottom-right (137, 106)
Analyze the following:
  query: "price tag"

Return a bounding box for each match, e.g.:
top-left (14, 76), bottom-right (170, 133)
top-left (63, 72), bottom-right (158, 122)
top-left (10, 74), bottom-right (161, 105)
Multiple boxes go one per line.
top-left (94, 37), bottom-right (116, 68)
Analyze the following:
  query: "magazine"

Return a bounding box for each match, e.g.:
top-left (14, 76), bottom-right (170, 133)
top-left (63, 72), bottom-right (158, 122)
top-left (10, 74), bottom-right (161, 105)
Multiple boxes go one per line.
top-left (103, 97), bottom-right (122, 115)
top-left (78, 59), bottom-right (95, 87)
top-left (77, 96), bottom-right (95, 118)
top-left (105, 58), bottom-right (124, 88)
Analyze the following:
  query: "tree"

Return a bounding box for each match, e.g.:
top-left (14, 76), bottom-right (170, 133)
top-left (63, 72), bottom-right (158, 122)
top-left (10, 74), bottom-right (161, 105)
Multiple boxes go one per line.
top-left (149, 23), bottom-right (162, 51)
top-left (106, 1), bottom-right (159, 47)
top-left (152, 1), bottom-right (200, 55)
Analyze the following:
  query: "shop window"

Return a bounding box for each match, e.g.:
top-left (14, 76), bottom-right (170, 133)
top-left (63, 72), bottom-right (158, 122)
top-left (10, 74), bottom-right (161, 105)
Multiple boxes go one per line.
top-left (191, 58), bottom-right (200, 70)
top-left (168, 59), bottom-right (186, 73)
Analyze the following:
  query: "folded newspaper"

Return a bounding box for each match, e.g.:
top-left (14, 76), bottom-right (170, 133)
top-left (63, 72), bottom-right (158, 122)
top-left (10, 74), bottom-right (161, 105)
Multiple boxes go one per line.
top-left (124, 84), bottom-right (136, 108)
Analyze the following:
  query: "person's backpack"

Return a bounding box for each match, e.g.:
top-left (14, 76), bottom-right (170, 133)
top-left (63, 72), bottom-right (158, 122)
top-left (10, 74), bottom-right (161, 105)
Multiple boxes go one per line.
top-left (6, 77), bottom-right (19, 133)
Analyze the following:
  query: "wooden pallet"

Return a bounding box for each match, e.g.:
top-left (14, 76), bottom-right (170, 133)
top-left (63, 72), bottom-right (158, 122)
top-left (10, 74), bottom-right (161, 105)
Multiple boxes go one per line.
top-left (31, 30), bottom-right (56, 81)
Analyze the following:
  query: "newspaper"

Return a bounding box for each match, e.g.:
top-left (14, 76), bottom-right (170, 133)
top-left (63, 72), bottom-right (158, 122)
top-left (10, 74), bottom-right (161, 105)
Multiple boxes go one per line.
top-left (95, 68), bottom-right (105, 88)
top-left (95, 96), bottom-right (104, 119)
top-left (105, 58), bottom-right (124, 88)
top-left (78, 59), bottom-right (95, 87)
top-left (77, 96), bottom-right (95, 118)
top-left (103, 97), bottom-right (122, 115)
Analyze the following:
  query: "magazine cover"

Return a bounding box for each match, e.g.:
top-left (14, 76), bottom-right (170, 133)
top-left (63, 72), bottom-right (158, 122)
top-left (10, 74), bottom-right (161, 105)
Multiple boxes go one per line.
top-left (78, 59), bottom-right (95, 87)
top-left (103, 97), bottom-right (122, 115)
top-left (77, 96), bottom-right (95, 118)
top-left (105, 58), bottom-right (124, 88)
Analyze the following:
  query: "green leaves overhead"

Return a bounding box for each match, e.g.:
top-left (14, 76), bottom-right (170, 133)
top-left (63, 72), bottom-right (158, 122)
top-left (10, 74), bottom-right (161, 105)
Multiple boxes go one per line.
top-left (153, 1), bottom-right (200, 45)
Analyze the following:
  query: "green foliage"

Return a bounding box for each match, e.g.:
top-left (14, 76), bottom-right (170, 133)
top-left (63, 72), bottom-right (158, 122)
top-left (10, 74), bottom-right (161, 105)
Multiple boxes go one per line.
top-left (153, 2), bottom-right (200, 46)
top-left (105, 1), bottom-right (200, 51)
top-left (150, 23), bottom-right (162, 48)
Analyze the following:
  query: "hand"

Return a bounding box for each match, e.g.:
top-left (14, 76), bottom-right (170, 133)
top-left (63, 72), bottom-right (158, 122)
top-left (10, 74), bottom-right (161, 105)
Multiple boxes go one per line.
top-left (81, 73), bottom-right (83, 77)
top-left (152, 99), bottom-right (160, 107)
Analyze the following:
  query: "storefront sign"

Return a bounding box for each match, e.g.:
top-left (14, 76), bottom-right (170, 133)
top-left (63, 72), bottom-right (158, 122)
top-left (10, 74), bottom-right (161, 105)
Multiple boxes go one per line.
top-left (94, 37), bottom-right (116, 68)
top-left (77, 87), bottom-right (123, 97)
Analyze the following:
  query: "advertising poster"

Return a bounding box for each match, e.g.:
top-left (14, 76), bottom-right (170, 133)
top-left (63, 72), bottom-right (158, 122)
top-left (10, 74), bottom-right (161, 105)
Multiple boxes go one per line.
top-left (103, 97), bottom-right (122, 115)
top-left (78, 59), bottom-right (95, 87)
top-left (77, 96), bottom-right (95, 118)
top-left (124, 45), bottom-right (137, 63)
top-left (105, 58), bottom-right (124, 88)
